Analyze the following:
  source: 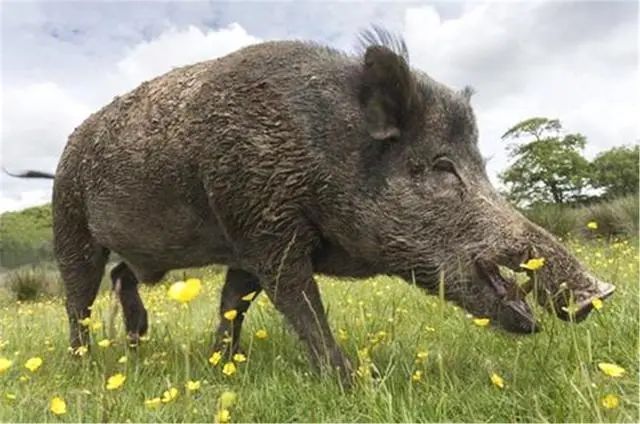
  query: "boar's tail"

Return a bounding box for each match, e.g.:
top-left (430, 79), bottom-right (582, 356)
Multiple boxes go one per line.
top-left (2, 167), bottom-right (55, 179)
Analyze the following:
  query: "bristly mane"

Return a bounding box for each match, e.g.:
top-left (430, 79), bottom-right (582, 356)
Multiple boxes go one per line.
top-left (356, 25), bottom-right (410, 63)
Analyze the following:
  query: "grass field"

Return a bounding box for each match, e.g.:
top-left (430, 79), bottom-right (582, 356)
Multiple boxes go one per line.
top-left (0, 239), bottom-right (637, 422)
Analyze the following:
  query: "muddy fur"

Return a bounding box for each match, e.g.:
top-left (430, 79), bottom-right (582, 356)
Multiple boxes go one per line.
top-left (40, 29), bottom-right (614, 378)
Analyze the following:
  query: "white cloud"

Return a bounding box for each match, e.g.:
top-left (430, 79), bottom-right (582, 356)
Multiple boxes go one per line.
top-left (112, 23), bottom-right (260, 94)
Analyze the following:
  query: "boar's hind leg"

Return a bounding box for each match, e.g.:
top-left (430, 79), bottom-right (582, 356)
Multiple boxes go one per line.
top-left (261, 257), bottom-right (353, 383)
top-left (110, 262), bottom-right (150, 346)
top-left (213, 268), bottom-right (262, 357)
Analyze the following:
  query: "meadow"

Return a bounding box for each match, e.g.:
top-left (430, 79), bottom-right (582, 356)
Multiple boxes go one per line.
top-left (0, 238), bottom-right (637, 422)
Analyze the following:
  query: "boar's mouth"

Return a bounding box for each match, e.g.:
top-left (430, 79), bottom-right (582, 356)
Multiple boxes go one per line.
top-left (474, 260), bottom-right (540, 334)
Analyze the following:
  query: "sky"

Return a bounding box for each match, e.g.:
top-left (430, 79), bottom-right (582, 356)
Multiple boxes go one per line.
top-left (1, 0), bottom-right (637, 212)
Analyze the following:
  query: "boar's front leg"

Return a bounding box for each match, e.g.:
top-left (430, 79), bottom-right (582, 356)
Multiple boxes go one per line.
top-left (213, 268), bottom-right (262, 357)
top-left (261, 256), bottom-right (353, 383)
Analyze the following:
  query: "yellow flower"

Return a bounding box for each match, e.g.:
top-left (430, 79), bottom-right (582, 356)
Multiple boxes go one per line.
top-left (5, 393), bottom-right (16, 400)
top-left (591, 298), bottom-right (603, 311)
top-left (223, 309), bottom-right (238, 321)
top-left (219, 391), bottom-right (237, 409)
top-left (598, 362), bottom-right (626, 378)
top-left (79, 317), bottom-right (92, 327)
top-left (144, 397), bottom-right (162, 409)
top-left (473, 318), bottom-right (490, 327)
top-left (411, 370), bottom-right (423, 382)
top-left (167, 278), bottom-right (202, 303)
top-left (0, 357), bottom-right (13, 373)
top-left (520, 257), bottom-right (545, 271)
top-left (416, 351), bottom-right (429, 361)
top-left (24, 357), bottom-right (43, 372)
top-left (185, 380), bottom-right (201, 392)
top-left (50, 396), bottom-right (67, 415)
top-left (97, 339), bottom-right (111, 348)
top-left (241, 291), bottom-right (257, 301)
top-left (106, 373), bottom-right (126, 390)
top-left (209, 351), bottom-right (222, 366)
top-left (490, 372), bottom-right (505, 389)
top-left (255, 329), bottom-right (268, 339)
top-left (19, 375), bottom-right (30, 382)
top-left (91, 322), bottom-right (103, 332)
top-left (222, 362), bottom-right (237, 376)
top-left (587, 221), bottom-right (598, 230)
top-left (73, 346), bottom-right (88, 357)
top-left (337, 328), bottom-right (348, 341)
top-left (117, 355), bottom-right (128, 364)
top-left (215, 408), bottom-right (231, 423)
top-left (232, 353), bottom-right (247, 363)
top-left (161, 387), bottom-right (179, 403)
top-left (601, 394), bottom-right (620, 409)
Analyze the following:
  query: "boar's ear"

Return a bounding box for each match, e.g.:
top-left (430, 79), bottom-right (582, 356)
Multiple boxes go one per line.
top-left (359, 46), bottom-right (422, 141)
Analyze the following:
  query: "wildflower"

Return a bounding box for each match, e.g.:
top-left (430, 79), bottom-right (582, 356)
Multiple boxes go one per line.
top-left (232, 353), bottom-right (247, 363)
top-left (168, 278), bottom-right (202, 303)
top-left (19, 375), bottom-right (30, 382)
top-left (416, 351), bottom-right (429, 361)
top-left (601, 394), bottom-right (620, 409)
top-left (223, 309), bottom-right (238, 321)
top-left (587, 221), bottom-right (598, 230)
top-left (185, 380), bottom-right (201, 392)
top-left (73, 346), bottom-right (88, 357)
top-left (91, 322), bottom-right (103, 332)
top-left (219, 391), bottom-right (237, 408)
top-left (79, 317), bottom-right (92, 327)
top-left (338, 328), bottom-right (348, 341)
top-left (161, 387), bottom-right (178, 403)
top-left (490, 372), bottom-right (505, 389)
top-left (241, 291), bottom-right (257, 301)
top-left (424, 326), bottom-right (436, 332)
top-left (222, 362), bottom-right (237, 376)
top-left (255, 329), bottom-right (268, 339)
top-left (598, 362), bottom-right (625, 378)
top-left (24, 357), bottom-right (43, 372)
top-left (97, 339), bottom-right (111, 348)
top-left (209, 351), bottom-right (222, 366)
top-left (50, 396), bottom-right (67, 415)
top-left (591, 298), bottom-right (603, 311)
top-left (411, 370), bottom-right (423, 382)
top-left (117, 355), bottom-right (128, 364)
top-left (520, 257), bottom-right (545, 271)
top-left (473, 318), bottom-right (490, 327)
top-left (144, 397), bottom-right (162, 409)
top-left (106, 373), bottom-right (126, 390)
top-left (215, 408), bottom-right (231, 423)
top-left (5, 393), bottom-right (16, 400)
top-left (0, 357), bottom-right (13, 373)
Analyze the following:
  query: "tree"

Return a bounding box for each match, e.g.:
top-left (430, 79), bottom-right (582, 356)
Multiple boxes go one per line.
top-left (590, 144), bottom-right (639, 199)
top-left (499, 117), bottom-right (590, 206)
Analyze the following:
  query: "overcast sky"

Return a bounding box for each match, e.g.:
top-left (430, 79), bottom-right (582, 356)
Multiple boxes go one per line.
top-left (1, 0), bottom-right (637, 212)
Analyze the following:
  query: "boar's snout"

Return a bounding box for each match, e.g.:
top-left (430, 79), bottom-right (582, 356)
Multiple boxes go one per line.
top-left (553, 275), bottom-right (616, 323)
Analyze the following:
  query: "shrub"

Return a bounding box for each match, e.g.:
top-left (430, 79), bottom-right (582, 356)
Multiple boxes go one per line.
top-left (3, 264), bottom-right (62, 301)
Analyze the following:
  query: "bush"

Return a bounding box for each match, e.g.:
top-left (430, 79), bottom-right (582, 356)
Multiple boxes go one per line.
top-left (3, 264), bottom-right (62, 301)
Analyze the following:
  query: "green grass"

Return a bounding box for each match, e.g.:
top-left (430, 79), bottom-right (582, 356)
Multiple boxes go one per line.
top-left (0, 239), bottom-right (637, 422)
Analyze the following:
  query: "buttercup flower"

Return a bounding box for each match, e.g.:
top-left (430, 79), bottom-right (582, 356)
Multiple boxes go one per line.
top-left (412, 370), bottom-right (423, 382)
top-left (97, 339), bottom-right (111, 348)
top-left (185, 380), bottom-right (201, 392)
top-left (209, 351), bottom-right (222, 366)
top-left (219, 391), bottom-right (237, 409)
top-left (0, 357), bottom-right (13, 373)
top-left (215, 408), bottom-right (231, 423)
top-left (520, 257), bottom-right (545, 271)
top-left (587, 221), bottom-right (598, 230)
top-left (222, 362), bottom-right (237, 376)
top-left (255, 329), bottom-right (268, 339)
top-left (168, 278), bottom-right (202, 303)
top-left (161, 387), bottom-right (179, 403)
top-left (598, 362), bottom-right (625, 378)
top-left (490, 372), bottom-right (505, 389)
top-left (117, 355), bottom-right (128, 364)
top-left (232, 353), bottom-right (246, 363)
top-left (601, 394), bottom-right (619, 409)
top-left (106, 373), bottom-right (126, 390)
top-left (144, 397), bottom-right (162, 409)
top-left (24, 357), bottom-right (43, 372)
top-left (50, 396), bottom-right (67, 415)
top-left (223, 309), bottom-right (238, 321)
top-left (591, 298), bottom-right (603, 311)
top-left (473, 318), bottom-right (490, 327)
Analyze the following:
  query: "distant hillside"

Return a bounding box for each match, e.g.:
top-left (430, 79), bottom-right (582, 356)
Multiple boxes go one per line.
top-left (0, 204), bottom-right (53, 269)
